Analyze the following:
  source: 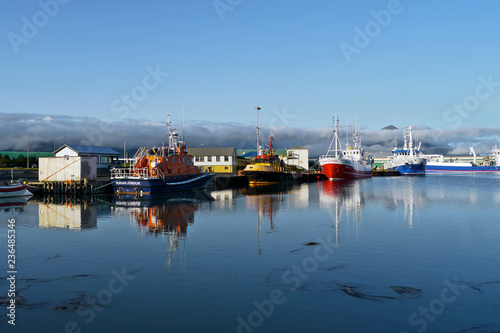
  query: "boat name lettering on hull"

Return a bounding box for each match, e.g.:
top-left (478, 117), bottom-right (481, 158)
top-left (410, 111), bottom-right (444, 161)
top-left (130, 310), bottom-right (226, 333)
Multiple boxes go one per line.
top-left (114, 181), bottom-right (142, 186)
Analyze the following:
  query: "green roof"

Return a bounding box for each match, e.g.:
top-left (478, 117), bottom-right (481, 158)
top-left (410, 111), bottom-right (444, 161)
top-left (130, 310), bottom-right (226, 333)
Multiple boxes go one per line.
top-left (0, 151), bottom-right (53, 158)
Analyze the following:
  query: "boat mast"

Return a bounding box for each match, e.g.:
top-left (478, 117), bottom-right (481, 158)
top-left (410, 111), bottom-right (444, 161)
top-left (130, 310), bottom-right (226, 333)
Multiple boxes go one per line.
top-left (408, 126), bottom-right (414, 157)
top-left (324, 114), bottom-right (343, 158)
top-left (336, 116), bottom-right (340, 157)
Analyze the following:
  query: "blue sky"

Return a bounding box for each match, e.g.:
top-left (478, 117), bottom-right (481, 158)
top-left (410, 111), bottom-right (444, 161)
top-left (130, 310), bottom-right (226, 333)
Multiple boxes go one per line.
top-left (2, 0), bottom-right (500, 135)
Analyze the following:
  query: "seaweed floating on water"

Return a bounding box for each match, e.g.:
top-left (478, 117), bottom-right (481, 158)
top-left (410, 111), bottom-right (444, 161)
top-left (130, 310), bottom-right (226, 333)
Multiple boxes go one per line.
top-left (340, 284), bottom-right (396, 302)
top-left (326, 264), bottom-right (345, 271)
top-left (460, 280), bottom-right (500, 292)
top-left (1, 295), bottom-right (26, 306)
top-left (390, 286), bottom-right (423, 299)
top-left (52, 294), bottom-right (98, 312)
top-left (0, 294), bottom-right (48, 310)
top-left (46, 254), bottom-right (62, 260)
top-left (452, 323), bottom-right (500, 333)
top-left (265, 267), bottom-right (288, 283)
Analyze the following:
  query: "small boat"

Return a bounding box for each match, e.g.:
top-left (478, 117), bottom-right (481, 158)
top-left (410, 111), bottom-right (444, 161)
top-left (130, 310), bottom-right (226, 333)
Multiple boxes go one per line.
top-left (0, 182), bottom-right (33, 198)
top-left (424, 146), bottom-right (500, 173)
top-left (384, 126), bottom-right (427, 175)
top-left (111, 115), bottom-right (215, 195)
top-left (241, 136), bottom-right (296, 185)
top-left (318, 115), bottom-right (372, 180)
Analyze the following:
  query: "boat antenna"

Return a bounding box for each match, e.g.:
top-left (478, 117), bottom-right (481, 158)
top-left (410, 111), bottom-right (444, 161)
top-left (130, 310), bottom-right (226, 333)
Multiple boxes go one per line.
top-left (346, 115), bottom-right (352, 149)
top-left (182, 106), bottom-right (185, 142)
top-left (394, 128), bottom-right (397, 149)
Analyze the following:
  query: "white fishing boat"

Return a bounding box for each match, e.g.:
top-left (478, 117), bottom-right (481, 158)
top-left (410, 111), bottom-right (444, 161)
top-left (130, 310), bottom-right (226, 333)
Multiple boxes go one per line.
top-left (319, 115), bottom-right (373, 180)
top-left (0, 182), bottom-right (33, 198)
top-left (384, 126), bottom-right (427, 175)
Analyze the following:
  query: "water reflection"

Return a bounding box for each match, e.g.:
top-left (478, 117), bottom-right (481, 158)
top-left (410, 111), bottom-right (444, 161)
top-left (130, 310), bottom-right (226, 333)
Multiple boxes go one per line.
top-left (239, 183), bottom-right (305, 255)
top-left (0, 196), bottom-right (30, 213)
top-left (111, 191), bottom-right (213, 267)
top-left (38, 196), bottom-right (99, 230)
top-left (320, 180), bottom-right (364, 244)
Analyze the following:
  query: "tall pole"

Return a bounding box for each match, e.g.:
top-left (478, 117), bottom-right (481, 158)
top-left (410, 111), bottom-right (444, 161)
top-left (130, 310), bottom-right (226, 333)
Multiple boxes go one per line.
top-left (54, 136), bottom-right (64, 151)
top-left (27, 133), bottom-right (32, 169)
top-left (256, 106), bottom-right (261, 156)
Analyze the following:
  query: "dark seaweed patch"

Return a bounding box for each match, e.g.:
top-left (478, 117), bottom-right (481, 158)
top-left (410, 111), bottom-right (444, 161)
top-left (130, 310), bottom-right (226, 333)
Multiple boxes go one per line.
top-left (46, 254), bottom-right (62, 260)
top-left (266, 267), bottom-right (288, 283)
top-left (52, 294), bottom-right (98, 312)
top-left (453, 323), bottom-right (500, 333)
top-left (390, 286), bottom-right (423, 299)
top-left (461, 280), bottom-right (500, 292)
top-left (340, 284), bottom-right (395, 302)
top-left (326, 264), bottom-right (345, 271)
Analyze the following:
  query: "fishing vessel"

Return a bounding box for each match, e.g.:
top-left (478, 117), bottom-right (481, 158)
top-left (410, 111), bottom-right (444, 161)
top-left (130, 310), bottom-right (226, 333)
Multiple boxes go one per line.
top-left (111, 115), bottom-right (214, 195)
top-left (241, 136), bottom-right (295, 185)
top-left (384, 126), bottom-right (427, 175)
top-left (0, 182), bottom-right (33, 198)
top-left (425, 146), bottom-right (500, 173)
top-left (318, 115), bottom-right (372, 180)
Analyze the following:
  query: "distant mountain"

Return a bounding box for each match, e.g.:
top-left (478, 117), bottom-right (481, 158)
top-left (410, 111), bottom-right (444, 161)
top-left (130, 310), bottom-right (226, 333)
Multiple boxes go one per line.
top-left (381, 125), bottom-right (398, 130)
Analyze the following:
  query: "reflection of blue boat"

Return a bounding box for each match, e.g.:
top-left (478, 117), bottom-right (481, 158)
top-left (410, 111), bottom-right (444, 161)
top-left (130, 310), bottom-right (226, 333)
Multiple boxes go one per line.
top-left (112, 190), bottom-right (214, 206)
top-left (384, 126), bottom-right (426, 175)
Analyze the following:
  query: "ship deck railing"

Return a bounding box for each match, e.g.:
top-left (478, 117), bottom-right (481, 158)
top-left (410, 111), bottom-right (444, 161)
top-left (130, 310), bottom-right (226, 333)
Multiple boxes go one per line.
top-left (111, 167), bottom-right (150, 179)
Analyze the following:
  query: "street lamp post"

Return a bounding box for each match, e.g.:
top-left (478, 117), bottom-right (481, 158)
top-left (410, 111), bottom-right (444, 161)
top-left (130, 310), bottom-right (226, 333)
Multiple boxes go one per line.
top-left (255, 106), bottom-right (261, 156)
top-left (27, 133), bottom-right (33, 169)
top-left (54, 136), bottom-right (64, 151)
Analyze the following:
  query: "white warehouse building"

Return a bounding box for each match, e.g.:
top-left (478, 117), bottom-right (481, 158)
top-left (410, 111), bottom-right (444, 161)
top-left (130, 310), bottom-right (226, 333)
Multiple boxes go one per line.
top-left (282, 146), bottom-right (309, 170)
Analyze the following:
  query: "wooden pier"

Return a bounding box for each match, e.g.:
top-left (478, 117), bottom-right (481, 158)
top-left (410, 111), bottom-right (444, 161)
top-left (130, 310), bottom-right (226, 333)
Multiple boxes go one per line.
top-left (27, 180), bottom-right (113, 195)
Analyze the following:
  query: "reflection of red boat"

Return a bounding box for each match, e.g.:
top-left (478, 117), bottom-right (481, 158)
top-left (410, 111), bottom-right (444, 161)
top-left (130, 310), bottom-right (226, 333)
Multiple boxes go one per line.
top-left (0, 182), bottom-right (33, 198)
top-left (320, 179), bottom-right (356, 198)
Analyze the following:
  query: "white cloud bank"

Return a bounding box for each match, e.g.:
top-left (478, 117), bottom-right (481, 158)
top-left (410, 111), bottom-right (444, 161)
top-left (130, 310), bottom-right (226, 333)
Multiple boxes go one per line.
top-left (1, 113), bottom-right (499, 158)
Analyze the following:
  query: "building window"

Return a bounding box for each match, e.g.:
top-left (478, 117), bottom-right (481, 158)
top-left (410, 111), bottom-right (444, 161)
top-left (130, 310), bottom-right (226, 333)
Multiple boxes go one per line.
top-left (196, 156), bottom-right (202, 162)
top-left (100, 156), bottom-right (109, 164)
top-left (216, 156), bottom-right (220, 162)
top-left (225, 156), bottom-right (229, 162)
top-left (207, 156), bottom-right (212, 162)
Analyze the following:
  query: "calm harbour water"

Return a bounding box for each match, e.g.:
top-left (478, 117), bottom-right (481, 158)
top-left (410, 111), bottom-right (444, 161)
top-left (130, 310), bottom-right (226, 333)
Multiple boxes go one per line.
top-left (1, 174), bottom-right (500, 332)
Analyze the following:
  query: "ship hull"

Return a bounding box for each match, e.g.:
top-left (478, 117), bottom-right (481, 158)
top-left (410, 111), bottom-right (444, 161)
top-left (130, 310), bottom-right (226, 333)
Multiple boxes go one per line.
top-left (112, 173), bottom-right (215, 195)
top-left (319, 158), bottom-right (372, 180)
top-left (241, 170), bottom-right (295, 185)
top-left (426, 164), bottom-right (500, 173)
top-left (386, 156), bottom-right (427, 175)
top-left (0, 184), bottom-right (33, 198)
top-left (392, 162), bottom-right (426, 175)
